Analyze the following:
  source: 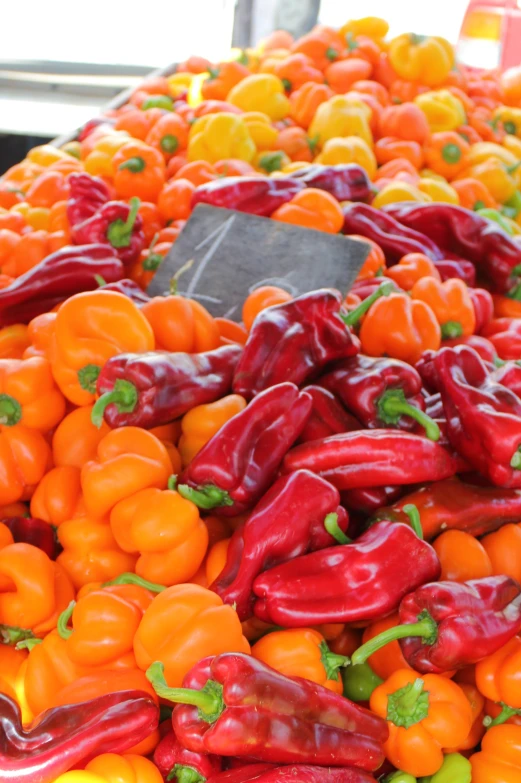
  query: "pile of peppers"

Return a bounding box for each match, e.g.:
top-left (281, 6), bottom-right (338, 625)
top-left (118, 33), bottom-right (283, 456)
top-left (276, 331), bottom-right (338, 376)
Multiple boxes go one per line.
top-left (3, 14), bottom-right (521, 783)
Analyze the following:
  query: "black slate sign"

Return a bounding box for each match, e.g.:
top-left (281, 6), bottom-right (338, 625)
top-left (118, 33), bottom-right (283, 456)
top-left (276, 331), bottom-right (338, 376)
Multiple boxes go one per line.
top-left (147, 204), bottom-right (370, 320)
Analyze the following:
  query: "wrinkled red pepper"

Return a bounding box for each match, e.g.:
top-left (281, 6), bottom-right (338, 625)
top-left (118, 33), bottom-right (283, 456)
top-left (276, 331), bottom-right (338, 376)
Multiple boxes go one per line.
top-left (290, 164), bottom-right (371, 202)
top-left (147, 653), bottom-right (388, 770)
top-left (441, 334), bottom-right (498, 363)
top-left (72, 197), bottom-right (145, 266)
top-left (178, 383), bottom-right (311, 515)
top-left (298, 385), bottom-right (360, 443)
top-left (153, 727), bottom-right (222, 783)
top-left (210, 469), bottom-right (348, 620)
top-left (190, 177), bottom-right (304, 217)
top-left (67, 172), bottom-right (111, 227)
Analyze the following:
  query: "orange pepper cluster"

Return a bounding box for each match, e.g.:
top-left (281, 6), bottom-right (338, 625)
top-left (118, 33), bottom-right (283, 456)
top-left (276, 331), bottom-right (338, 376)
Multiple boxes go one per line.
top-left (2, 15), bottom-right (521, 783)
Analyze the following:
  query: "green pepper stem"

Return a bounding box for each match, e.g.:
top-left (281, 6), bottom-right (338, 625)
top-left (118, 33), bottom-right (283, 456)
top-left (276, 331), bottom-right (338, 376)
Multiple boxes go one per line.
top-left (169, 765), bottom-right (205, 783)
top-left (118, 156), bottom-right (145, 173)
top-left (146, 662), bottom-right (224, 723)
top-left (403, 504), bottom-right (423, 540)
top-left (351, 610), bottom-right (438, 666)
top-left (483, 702), bottom-right (521, 728)
top-left (95, 274), bottom-right (107, 287)
top-left (77, 364), bottom-right (101, 394)
top-left (0, 624), bottom-right (35, 646)
top-left (107, 197), bottom-right (141, 248)
top-left (102, 573), bottom-right (165, 592)
top-left (319, 641), bottom-right (350, 681)
top-left (324, 512), bottom-right (351, 544)
top-left (511, 447), bottom-right (521, 469)
top-left (16, 637), bottom-right (42, 651)
top-left (57, 600), bottom-right (75, 640)
top-left (387, 677), bottom-right (430, 729)
top-left (0, 394), bottom-right (22, 427)
top-left (161, 134), bottom-right (179, 154)
top-left (441, 320), bottom-right (463, 340)
top-left (377, 389), bottom-right (440, 442)
top-left (341, 282), bottom-right (395, 327)
top-left (91, 379), bottom-right (139, 429)
top-left (177, 483), bottom-right (233, 510)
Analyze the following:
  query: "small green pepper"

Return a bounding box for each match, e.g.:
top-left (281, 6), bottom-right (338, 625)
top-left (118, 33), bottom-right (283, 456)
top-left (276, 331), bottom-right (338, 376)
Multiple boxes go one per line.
top-left (342, 661), bottom-right (383, 702)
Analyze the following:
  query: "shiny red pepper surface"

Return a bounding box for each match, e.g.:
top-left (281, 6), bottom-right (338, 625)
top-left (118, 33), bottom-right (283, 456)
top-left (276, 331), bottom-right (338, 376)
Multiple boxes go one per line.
top-left (207, 765), bottom-right (378, 782)
top-left (67, 172), bottom-right (111, 228)
top-left (298, 385), bottom-right (360, 443)
top-left (190, 176), bottom-right (304, 216)
top-left (72, 198), bottom-right (145, 266)
top-left (153, 728), bottom-right (222, 782)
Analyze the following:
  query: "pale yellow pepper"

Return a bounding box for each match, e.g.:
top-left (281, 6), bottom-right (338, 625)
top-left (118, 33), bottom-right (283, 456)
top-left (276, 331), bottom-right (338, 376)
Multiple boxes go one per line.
top-left (27, 144), bottom-right (70, 167)
top-left (467, 142), bottom-right (517, 168)
top-left (83, 132), bottom-right (131, 177)
top-left (228, 47), bottom-right (261, 72)
top-left (418, 178), bottom-right (460, 204)
top-left (493, 106), bottom-right (521, 138)
top-left (187, 72), bottom-right (208, 106)
top-left (340, 16), bottom-right (389, 41)
top-left (373, 181), bottom-right (432, 208)
top-left (503, 134), bottom-right (521, 159)
top-left (242, 112), bottom-right (278, 150)
top-left (188, 113), bottom-right (256, 163)
top-left (168, 72), bottom-right (194, 98)
top-left (309, 96), bottom-right (373, 147)
top-left (316, 137), bottom-right (377, 179)
top-left (415, 90), bottom-right (466, 133)
top-left (228, 74), bottom-right (290, 121)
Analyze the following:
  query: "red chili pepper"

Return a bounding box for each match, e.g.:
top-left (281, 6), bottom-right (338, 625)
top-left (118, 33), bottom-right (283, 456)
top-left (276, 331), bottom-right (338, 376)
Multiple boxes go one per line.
top-left (71, 197), bottom-right (145, 266)
top-left (252, 514), bottom-right (440, 626)
top-left (298, 385), bottom-right (360, 443)
top-left (281, 430), bottom-right (458, 490)
top-left (191, 177), bottom-right (304, 217)
top-left (352, 575), bottom-right (521, 674)
top-left (1, 517), bottom-right (59, 560)
top-left (290, 164), bottom-right (372, 202)
top-left (147, 653), bottom-right (388, 770)
top-left (0, 690), bottom-right (158, 782)
top-left (319, 354), bottom-right (440, 440)
top-left (207, 765), bottom-right (378, 782)
top-left (154, 727), bottom-right (222, 783)
top-left (92, 344), bottom-right (243, 429)
top-left (433, 344), bottom-right (521, 487)
top-left (209, 469), bottom-right (348, 620)
top-left (233, 290), bottom-right (360, 399)
top-left (178, 383), bottom-right (312, 515)
top-left (0, 244), bottom-right (123, 326)
top-left (66, 172), bottom-right (111, 228)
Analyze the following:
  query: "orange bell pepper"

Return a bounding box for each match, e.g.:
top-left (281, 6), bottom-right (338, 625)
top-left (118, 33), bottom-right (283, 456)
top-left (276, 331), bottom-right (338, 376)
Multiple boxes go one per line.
top-left (0, 228), bottom-right (21, 269)
top-left (291, 29), bottom-right (346, 72)
top-left (360, 292), bottom-right (441, 364)
top-left (2, 230), bottom-right (51, 277)
top-left (325, 58), bottom-right (373, 94)
top-left (52, 405), bottom-right (110, 469)
top-left (156, 178), bottom-right (195, 222)
top-left (424, 131), bottom-right (470, 180)
top-left (375, 137), bottom-right (424, 169)
top-left (57, 514), bottom-right (137, 590)
top-left (137, 202), bottom-right (165, 245)
top-left (276, 126), bottom-right (315, 162)
top-left (25, 170), bottom-right (70, 208)
top-left (491, 294), bottom-right (521, 319)
top-left (50, 290), bottom-right (155, 406)
top-left (134, 583), bottom-right (250, 687)
top-left (289, 82), bottom-right (334, 129)
top-left (81, 427), bottom-right (173, 519)
top-left (110, 485), bottom-right (207, 586)
top-left (242, 286), bottom-right (293, 330)
top-left (271, 188), bottom-right (344, 233)
top-left (145, 113), bottom-right (190, 161)
top-left (132, 238), bottom-right (172, 289)
top-left (478, 634), bottom-right (521, 711)
top-left (201, 61), bottom-right (250, 101)
top-left (112, 142), bottom-right (166, 203)
top-left (273, 53), bottom-right (324, 93)
top-left (350, 236), bottom-right (386, 281)
top-left (78, 753), bottom-right (164, 783)
top-left (452, 177), bottom-right (497, 210)
top-left (0, 645), bottom-right (27, 706)
top-left (114, 107), bottom-right (164, 141)
top-left (24, 311), bottom-right (57, 360)
top-left (0, 522), bottom-right (13, 549)
top-left (0, 425), bottom-right (50, 504)
top-left (24, 628), bottom-right (88, 716)
top-left (379, 103), bottom-right (431, 144)
top-left (0, 543), bottom-right (74, 641)
top-left (0, 356), bottom-right (65, 431)
top-left (173, 160), bottom-right (218, 186)
top-left (385, 253), bottom-right (441, 290)
top-left (29, 465), bottom-right (82, 527)
top-left (252, 627), bottom-right (348, 694)
top-left (481, 523), bottom-right (521, 586)
top-left (370, 669), bottom-right (473, 777)
top-left (361, 613), bottom-right (414, 680)
top-left (0, 325), bottom-right (31, 360)
top-left (204, 538), bottom-right (230, 586)
top-left (471, 724), bottom-right (521, 782)
top-left (433, 530), bottom-right (493, 582)
top-left (411, 276), bottom-right (476, 339)
top-left (141, 296), bottom-right (220, 353)
top-left (178, 394), bottom-right (247, 465)
top-left (445, 682), bottom-right (486, 752)
top-left (215, 317), bottom-right (249, 346)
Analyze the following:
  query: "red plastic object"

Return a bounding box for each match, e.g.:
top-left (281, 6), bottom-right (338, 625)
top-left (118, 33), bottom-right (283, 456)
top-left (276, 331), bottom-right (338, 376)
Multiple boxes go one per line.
top-left (457, 0), bottom-right (521, 70)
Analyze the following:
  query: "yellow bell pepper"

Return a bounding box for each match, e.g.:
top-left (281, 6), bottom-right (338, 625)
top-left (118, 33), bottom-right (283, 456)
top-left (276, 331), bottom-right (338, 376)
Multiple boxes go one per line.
top-left (340, 16), bottom-right (389, 41)
top-left (61, 141), bottom-right (82, 159)
top-left (280, 161), bottom-right (311, 174)
top-left (418, 178), bottom-right (460, 204)
top-left (493, 106), bottom-right (521, 138)
top-left (316, 137), bottom-right (377, 179)
top-left (242, 112), bottom-right (278, 150)
top-left (25, 206), bottom-right (51, 230)
top-left (187, 72), bottom-right (208, 107)
top-left (464, 158), bottom-right (518, 203)
top-left (254, 150), bottom-right (291, 173)
top-left (309, 96), bottom-right (373, 148)
top-left (415, 90), bottom-right (466, 133)
top-left (188, 113), bottom-right (256, 163)
top-left (83, 132), bottom-right (131, 177)
top-left (373, 182), bottom-right (432, 208)
top-left (228, 74), bottom-right (290, 121)
top-left (167, 72), bottom-right (194, 98)
top-left (419, 168), bottom-right (447, 182)
top-left (503, 134), bottom-right (521, 159)
top-left (389, 34), bottom-right (454, 87)
top-left (27, 144), bottom-right (70, 167)
top-left (53, 752), bottom-right (162, 782)
top-left (467, 142), bottom-right (517, 168)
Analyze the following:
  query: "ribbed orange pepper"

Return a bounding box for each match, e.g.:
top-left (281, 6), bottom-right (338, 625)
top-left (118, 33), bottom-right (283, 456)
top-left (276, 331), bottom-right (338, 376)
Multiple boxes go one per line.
top-left (252, 627), bottom-right (348, 694)
top-left (178, 394), bottom-right (247, 465)
top-left (81, 427), bottom-right (172, 519)
top-left (0, 543), bottom-right (74, 642)
top-left (471, 724), bottom-right (521, 782)
top-left (2, 230), bottom-right (51, 277)
top-left (141, 296), bottom-right (220, 353)
top-left (134, 583), bottom-right (250, 686)
top-left (289, 82), bottom-right (334, 129)
top-left (242, 286), bottom-right (293, 331)
top-left (23, 311), bottom-right (57, 360)
top-left (375, 137), bottom-right (424, 169)
top-left (0, 356), bottom-right (65, 431)
top-left (350, 236), bottom-right (386, 281)
top-left (72, 753), bottom-right (164, 783)
top-left (385, 253), bottom-right (441, 290)
top-left (145, 113), bottom-right (190, 160)
top-left (0, 645), bottom-right (27, 703)
top-left (110, 486), bottom-right (208, 586)
top-left (52, 405), bottom-right (110, 469)
top-left (0, 325), bottom-right (30, 360)
top-left (50, 290), bottom-right (155, 405)
top-left (30, 465), bottom-right (83, 527)
top-left (24, 628), bottom-right (88, 715)
top-left (424, 131), bottom-right (470, 180)
top-left (201, 61), bottom-right (250, 100)
top-left (433, 530), bottom-right (493, 582)
top-left (25, 170), bottom-right (70, 208)
top-left (156, 178), bottom-right (195, 222)
top-left (0, 426), bottom-right (50, 504)
top-left (492, 294), bottom-right (521, 319)
top-left (0, 522), bottom-right (13, 549)
top-left (205, 538), bottom-right (230, 586)
top-left (481, 524), bottom-right (521, 583)
top-left (113, 142), bottom-right (166, 202)
top-left (271, 187), bottom-right (344, 233)
top-left (411, 276), bottom-right (476, 339)
top-left (445, 682), bottom-right (485, 752)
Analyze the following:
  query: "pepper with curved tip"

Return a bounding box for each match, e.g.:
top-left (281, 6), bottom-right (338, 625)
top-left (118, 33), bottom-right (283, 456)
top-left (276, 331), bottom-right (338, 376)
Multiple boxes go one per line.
top-left (153, 728), bottom-right (222, 783)
top-left (191, 176), bottom-right (304, 216)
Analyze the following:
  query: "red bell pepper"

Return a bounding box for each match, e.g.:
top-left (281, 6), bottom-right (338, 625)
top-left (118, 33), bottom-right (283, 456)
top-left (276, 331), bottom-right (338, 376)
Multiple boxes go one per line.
top-left (298, 385), bottom-right (360, 443)
top-left (482, 317), bottom-right (521, 360)
top-left (441, 334), bottom-right (498, 364)
top-left (491, 360), bottom-right (521, 397)
top-left (207, 765), bottom-right (378, 782)
top-left (434, 258), bottom-right (476, 286)
top-left (153, 727), bottom-right (222, 783)
top-left (1, 517), bottom-right (59, 560)
top-left (190, 177), bottom-right (304, 217)
top-left (469, 287), bottom-right (494, 333)
top-left (71, 197), bottom-right (145, 266)
top-left (67, 172), bottom-right (111, 227)
top-left (340, 486), bottom-right (403, 515)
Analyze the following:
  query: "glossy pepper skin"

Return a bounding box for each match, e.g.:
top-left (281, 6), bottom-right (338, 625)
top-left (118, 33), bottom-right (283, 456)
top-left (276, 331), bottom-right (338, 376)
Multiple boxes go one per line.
top-left (298, 385), bottom-right (360, 443)
top-left (233, 289), bottom-right (360, 399)
top-left (190, 176), bottom-right (304, 217)
top-left (491, 361), bottom-right (521, 397)
top-left (342, 203), bottom-right (443, 264)
top-left (207, 766), bottom-right (378, 782)
top-left (72, 197), bottom-right (146, 266)
top-left (148, 653), bottom-right (388, 770)
top-left (153, 728), bottom-right (222, 782)
top-left (66, 171), bottom-right (111, 227)
top-left (353, 575), bottom-right (521, 675)
top-left (0, 244), bottom-right (123, 326)
top-left (92, 345), bottom-right (242, 429)
top-left (385, 202), bottom-right (521, 294)
top-left (319, 354), bottom-right (440, 440)
top-left (281, 430), bottom-right (457, 490)
top-left (375, 477), bottom-right (521, 540)
top-left (0, 690), bottom-right (158, 783)
top-left (177, 384), bottom-right (311, 516)
top-left (433, 344), bottom-right (521, 487)
top-left (290, 163), bottom-right (371, 202)
top-left (210, 470), bottom-right (348, 620)
top-left (253, 519), bottom-right (441, 626)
